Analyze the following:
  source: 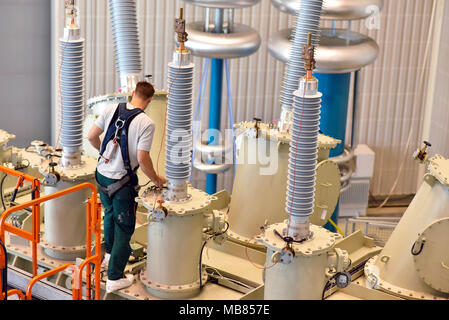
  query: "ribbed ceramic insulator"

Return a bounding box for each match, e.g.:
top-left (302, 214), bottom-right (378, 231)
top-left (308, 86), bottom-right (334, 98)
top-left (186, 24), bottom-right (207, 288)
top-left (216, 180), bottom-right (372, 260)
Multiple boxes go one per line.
top-left (285, 89), bottom-right (322, 221)
top-left (279, 0), bottom-right (323, 110)
top-left (165, 62), bottom-right (195, 182)
top-left (59, 35), bottom-right (85, 154)
top-left (109, 0), bottom-right (142, 75)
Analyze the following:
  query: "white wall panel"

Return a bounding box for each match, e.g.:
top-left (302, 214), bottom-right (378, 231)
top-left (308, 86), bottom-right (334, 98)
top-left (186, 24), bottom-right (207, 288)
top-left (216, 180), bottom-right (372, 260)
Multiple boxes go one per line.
top-left (51, 0), bottom-right (437, 196)
top-left (429, 1), bottom-right (449, 157)
top-left (0, 0), bottom-right (51, 147)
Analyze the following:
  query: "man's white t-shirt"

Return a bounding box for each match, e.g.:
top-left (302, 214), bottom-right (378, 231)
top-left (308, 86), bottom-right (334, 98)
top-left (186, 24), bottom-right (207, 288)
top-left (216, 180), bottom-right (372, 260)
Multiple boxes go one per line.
top-left (95, 103), bottom-right (155, 180)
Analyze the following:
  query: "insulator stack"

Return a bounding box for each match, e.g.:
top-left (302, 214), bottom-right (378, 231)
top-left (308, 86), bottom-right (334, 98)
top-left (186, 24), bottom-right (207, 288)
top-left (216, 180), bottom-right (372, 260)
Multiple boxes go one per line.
top-left (109, 0), bottom-right (143, 91)
top-left (165, 53), bottom-right (195, 201)
top-left (279, 0), bottom-right (323, 132)
top-left (285, 83), bottom-right (322, 238)
top-left (59, 30), bottom-right (85, 167)
top-left (280, 0), bottom-right (322, 108)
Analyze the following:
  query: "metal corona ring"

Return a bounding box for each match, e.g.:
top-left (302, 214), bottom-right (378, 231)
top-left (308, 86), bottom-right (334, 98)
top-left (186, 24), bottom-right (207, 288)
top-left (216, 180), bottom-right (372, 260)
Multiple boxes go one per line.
top-left (183, 0), bottom-right (261, 59)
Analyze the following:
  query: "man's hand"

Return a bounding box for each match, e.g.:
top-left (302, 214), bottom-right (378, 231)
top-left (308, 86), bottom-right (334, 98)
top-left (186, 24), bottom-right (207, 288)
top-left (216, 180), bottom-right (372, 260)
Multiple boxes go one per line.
top-left (138, 150), bottom-right (167, 187)
top-left (155, 175), bottom-right (167, 188)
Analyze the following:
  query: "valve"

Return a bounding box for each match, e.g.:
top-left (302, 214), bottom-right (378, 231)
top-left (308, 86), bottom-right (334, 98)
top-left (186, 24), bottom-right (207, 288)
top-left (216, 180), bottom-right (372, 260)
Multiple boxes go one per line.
top-left (253, 117), bottom-right (262, 138)
top-left (413, 141), bottom-right (432, 163)
top-left (44, 161), bottom-right (61, 186)
top-left (152, 200), bottom-right (168, 222)
top-left (280, 242), bottom-right (296, 264)
top-left (271, 243), bottom-right (295, 265)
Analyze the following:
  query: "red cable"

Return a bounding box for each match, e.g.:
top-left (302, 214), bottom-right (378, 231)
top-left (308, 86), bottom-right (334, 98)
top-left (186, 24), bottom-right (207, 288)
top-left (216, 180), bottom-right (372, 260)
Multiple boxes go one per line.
top-left (244, 234), bottom-right (279, 270)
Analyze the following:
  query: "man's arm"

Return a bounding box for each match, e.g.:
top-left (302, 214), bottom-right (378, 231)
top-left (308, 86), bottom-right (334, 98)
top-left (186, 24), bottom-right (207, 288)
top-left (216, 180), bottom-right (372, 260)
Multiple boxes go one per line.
top-left (137, 150), bottom-right (167, 187)
top-left (88, 124), bottom-right (104, 151)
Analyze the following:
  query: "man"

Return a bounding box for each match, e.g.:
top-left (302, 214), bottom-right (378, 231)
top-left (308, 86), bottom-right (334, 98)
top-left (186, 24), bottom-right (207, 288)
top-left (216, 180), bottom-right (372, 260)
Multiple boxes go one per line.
top-left (88, 81), bottom-right (166, 293)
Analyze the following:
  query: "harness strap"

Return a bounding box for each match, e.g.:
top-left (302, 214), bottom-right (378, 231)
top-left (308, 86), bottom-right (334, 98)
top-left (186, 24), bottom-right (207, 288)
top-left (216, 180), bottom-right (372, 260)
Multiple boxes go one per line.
top-left (97, 103), bottom-right (145, 198)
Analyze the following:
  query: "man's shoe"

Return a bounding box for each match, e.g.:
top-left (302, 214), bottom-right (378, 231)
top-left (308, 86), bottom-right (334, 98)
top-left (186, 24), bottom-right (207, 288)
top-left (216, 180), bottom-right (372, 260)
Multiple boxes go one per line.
top-left (101, 253), bottom-right (111, 270)
top-left (106, 274), bottom-right (134, 293)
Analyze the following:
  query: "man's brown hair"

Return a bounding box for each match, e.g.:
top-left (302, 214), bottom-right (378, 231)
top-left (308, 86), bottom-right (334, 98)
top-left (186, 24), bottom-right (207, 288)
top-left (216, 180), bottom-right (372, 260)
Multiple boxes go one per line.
top-left (135, 81), bottom-right (155, 100)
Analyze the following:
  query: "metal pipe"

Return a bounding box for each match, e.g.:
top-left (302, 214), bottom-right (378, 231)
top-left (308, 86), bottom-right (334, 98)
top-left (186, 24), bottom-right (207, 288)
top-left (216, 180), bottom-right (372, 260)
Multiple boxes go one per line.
top-left (204, 7), bottom-right (210, 32)
top-left (227, 9), bottom-right (234, 33)
top-left (316, 73), bottom-right (351, 157)
top-left (206, 58), bottom-right (224, 195)
top-left (318, 72), bottom-right (353, 232)
top-left (213, 8), bottom-right (224, 33)
top-left (351, 70), bottom-right (360, 147)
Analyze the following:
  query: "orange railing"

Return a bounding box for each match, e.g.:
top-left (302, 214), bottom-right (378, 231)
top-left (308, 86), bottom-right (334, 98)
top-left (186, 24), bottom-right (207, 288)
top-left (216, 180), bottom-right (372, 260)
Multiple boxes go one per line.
top-left (0, 165), bottom-right (102, 300)
top-left (7, 289), bottom-right (25, 300)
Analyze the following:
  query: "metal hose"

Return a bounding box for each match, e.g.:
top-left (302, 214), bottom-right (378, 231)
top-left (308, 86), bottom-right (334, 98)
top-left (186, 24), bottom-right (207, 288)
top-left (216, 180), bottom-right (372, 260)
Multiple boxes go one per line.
top-left (279, 0), bottom-right (323, 131)
top-left (109, 0), bottom-right (142, 90)
top-left (59, 30), bottom-right (85, 167)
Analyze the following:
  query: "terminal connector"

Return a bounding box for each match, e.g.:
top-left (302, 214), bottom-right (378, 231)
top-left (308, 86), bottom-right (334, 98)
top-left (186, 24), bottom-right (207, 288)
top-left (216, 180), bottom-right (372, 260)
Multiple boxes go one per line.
top-left (175, 8), bottom-right (188, 51)
top-left (413, 141), bottom-right (432, 163)
top-left (302, 32), bottom-right (316, 80)
top-left (64, 0), bottom-right (78, 28)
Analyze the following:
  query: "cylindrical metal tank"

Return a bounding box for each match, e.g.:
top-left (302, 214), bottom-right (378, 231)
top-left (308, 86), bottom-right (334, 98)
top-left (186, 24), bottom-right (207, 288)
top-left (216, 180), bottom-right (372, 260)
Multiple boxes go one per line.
top-left (143, 211), bottom-right (204, 299)
top-left (227, 121), bottom-right (340, 247)
top-left (365, 155), bottom-right (449, 300)
top-left (260, 223), bottom-right (338, 300)
top-left (39, 157), bottom-right (97, 261)
top-left (43, 180), bottom-right (90, 260)
top-left (137, 186), bottom-right (212, 299)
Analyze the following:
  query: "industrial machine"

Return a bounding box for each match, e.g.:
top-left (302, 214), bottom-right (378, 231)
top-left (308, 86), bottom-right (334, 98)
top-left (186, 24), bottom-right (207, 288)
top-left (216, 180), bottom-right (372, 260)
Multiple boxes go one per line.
top-left (363, 146), bottom-right (449, 300)
top-left (1, 0), bottom-right (448, 302)
top-left (269, 0), bottom-right (382, 229)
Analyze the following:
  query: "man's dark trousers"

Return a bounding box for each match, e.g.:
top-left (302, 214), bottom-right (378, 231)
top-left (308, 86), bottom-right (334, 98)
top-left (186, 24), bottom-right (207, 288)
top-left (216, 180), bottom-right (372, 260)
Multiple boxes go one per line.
top-left (96, 171), bottom-right (137, 281)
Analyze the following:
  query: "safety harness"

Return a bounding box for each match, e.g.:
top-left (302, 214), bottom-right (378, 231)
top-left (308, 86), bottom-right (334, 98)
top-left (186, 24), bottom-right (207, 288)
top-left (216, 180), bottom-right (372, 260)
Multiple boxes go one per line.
top-left (96, 103), bottom-right (144, 199)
